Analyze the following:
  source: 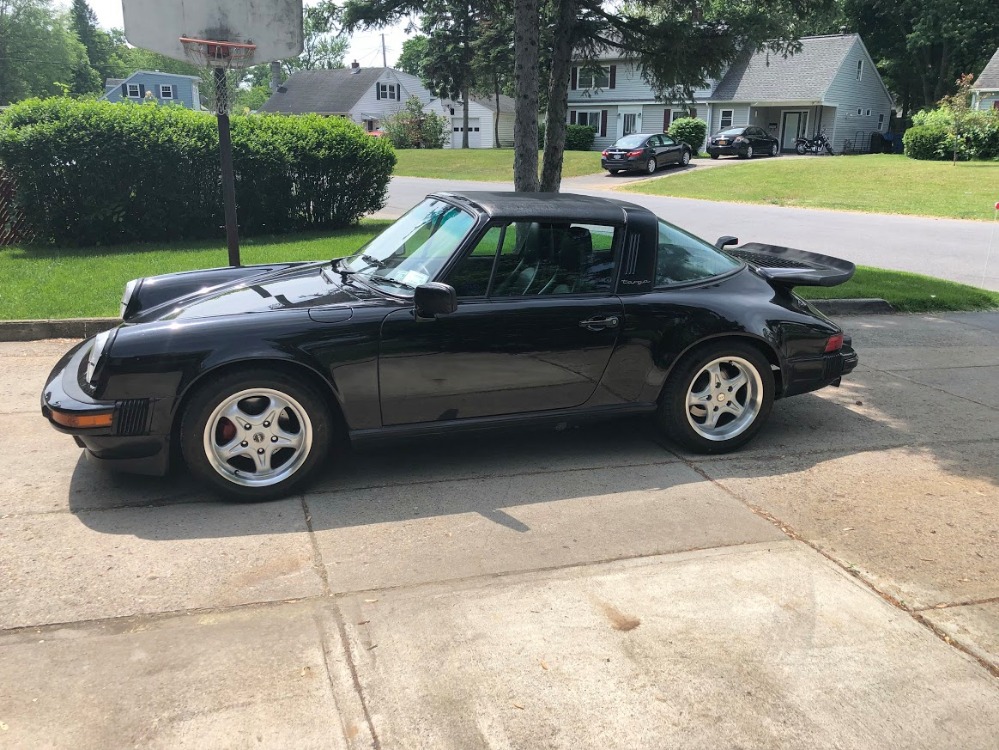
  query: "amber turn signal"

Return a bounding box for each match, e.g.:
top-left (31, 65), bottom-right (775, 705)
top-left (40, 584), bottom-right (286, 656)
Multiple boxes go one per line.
top-left (50, 410), bottom-right (113, 429)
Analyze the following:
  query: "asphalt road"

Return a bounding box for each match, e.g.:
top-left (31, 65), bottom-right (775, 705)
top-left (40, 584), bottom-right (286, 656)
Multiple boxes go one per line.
top-left (3, 312), bottom-right (999, 747)
top-left (379, 168), bottom-right (999, 291)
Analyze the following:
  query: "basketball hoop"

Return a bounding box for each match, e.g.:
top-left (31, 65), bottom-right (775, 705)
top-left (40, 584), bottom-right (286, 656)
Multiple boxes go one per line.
top-left (180, 37), bottom-right (257, 115)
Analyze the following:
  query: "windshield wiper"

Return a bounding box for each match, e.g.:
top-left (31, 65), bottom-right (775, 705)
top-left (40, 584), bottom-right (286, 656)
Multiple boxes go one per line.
top-left (370, 275), bottom-right (415, 291)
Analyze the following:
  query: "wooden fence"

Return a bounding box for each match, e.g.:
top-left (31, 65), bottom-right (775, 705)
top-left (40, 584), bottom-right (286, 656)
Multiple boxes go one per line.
top-left (0, 167), bottom-right (33, 245)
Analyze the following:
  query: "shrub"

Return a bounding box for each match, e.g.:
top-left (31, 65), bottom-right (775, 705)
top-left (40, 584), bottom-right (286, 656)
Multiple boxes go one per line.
top-left (903, 124), bottom-right (951, 160)
top-left (668, 117), bottom-right (707, 150)
top-left (381, 96), bottom-right (448, 149)
top-left (0, 98), bottom-right (396, 245)
top-left (564, 124), bottom-right (596, 150)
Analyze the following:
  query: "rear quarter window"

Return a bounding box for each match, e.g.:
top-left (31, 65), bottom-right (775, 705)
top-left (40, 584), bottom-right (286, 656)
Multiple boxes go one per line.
top-left (655, 220), bottom-right (742, 287)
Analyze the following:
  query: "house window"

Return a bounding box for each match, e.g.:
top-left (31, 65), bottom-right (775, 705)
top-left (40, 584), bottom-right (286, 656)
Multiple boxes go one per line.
top-left (719, 110), bottom-right (734, 129)
top-left (857, 108), bottom-right (862, 115)
top-left (575, 111), bottom-right (601, 128)
top-left (126, 83), bottom-right (141, 98)
top-left (159, 85), bottom-right (174, 100)
top-left (578, 67), bottom-right (609, 90)
top-left (378, 83), bottom-right (397, 100)
top-left (866, 108), bottom-right (872, 116)
top-left (622, 113), bottom-right (638, 136)
top-left (856, 60), bottom-right (863, 80)
top-left (878, 113), bottom-right (885, 130)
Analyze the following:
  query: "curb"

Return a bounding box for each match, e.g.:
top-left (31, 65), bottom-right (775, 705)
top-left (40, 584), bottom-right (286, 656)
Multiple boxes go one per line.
top-left (1, 300), bottom-right (895, 342)
top-left (0, 318), bottom-right (118, 342)
top-left (809, 298), bottom-right (895, 316)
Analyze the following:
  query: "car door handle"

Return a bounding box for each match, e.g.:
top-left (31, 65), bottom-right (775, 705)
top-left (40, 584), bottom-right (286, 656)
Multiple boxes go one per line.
top-left (579, 316), bottom-right (619, 331)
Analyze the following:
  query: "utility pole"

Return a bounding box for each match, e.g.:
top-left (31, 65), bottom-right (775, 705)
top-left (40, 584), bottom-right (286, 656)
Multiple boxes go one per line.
top-left (382, 33), bottom-right (387, 67)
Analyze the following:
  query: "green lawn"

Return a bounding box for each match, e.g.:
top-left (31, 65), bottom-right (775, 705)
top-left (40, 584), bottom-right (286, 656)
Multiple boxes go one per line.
top-left (0, 223), bottom-right (391, 320)
top-left (393, 149), bottom-right (601, 181)
top-left (622, 154), bottom-right (999, 222)
top-left (3, 221), bottom-right (995, 319)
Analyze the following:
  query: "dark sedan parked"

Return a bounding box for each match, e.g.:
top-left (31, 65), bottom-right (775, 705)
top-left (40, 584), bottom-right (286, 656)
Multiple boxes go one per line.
top-left (602, 133), bottom-right (692, 174)
top-left (43, 192), bottom-right (857, 501)
top-left (707, 126), bottom-right (780, 159)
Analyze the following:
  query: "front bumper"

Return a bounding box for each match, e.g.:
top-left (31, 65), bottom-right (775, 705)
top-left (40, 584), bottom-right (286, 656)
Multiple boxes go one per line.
top-left (707, 144), bottom-right (745, 157)
top-left (41, 341), bottom-right (171, 476)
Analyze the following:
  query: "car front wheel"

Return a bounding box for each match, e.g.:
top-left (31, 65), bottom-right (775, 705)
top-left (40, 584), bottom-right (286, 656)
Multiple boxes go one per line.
top-left (743, 145), bottom-right (754, 159)
top-left (646, 157), bottom-right (657, 174)
top-left (770, 143), bottom-right (779, 157)
top-left (680, 150), bottom-right (691, 166)
top-left (657, 342), bottom-right (774, 453)
top-left (180, 369), bottom-right (332, 501)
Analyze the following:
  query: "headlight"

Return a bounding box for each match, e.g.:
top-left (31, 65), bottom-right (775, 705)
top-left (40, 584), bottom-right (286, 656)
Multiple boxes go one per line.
top-left (85, 330), bottom-right (114, 386)
top-left (120, 278), bottom-right (142, 319)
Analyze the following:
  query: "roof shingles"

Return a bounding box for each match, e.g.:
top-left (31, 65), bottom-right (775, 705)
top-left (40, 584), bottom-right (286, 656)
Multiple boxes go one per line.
top-left (974, 48), bottom-right (999, 91)
top-left (260, 68), bottom-right (387, 114)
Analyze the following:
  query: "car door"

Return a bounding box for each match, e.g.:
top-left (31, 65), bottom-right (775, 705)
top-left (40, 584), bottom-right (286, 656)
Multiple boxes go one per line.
top-left (646, 135), bottom-right (663, 166)
top-left (660, 134), bottom-right (682, 164)
top-left (378, 221), bottom-right (625, 425)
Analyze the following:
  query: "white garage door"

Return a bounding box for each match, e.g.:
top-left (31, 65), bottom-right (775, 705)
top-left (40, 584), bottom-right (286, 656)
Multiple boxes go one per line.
top-left (451, 117), bottom-right (481, 148)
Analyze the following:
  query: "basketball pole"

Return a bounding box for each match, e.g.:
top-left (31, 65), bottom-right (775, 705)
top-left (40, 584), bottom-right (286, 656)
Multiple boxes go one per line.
top-left (214, 67), bottom-right (241, 267)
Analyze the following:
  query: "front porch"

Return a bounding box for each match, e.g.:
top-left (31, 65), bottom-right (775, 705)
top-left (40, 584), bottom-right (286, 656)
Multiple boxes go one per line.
top-left (747, 104), bottom-right (837, 152)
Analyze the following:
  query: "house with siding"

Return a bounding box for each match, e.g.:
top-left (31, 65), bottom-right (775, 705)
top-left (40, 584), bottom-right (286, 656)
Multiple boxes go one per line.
top-left (103, 71), bottom-right (201, 109)
top-left (971, 48), bottom-right (999, 111)
top-left (568, 33), bottom-right (893, 154)
top-left (261, 63), bottom-right (515, 148)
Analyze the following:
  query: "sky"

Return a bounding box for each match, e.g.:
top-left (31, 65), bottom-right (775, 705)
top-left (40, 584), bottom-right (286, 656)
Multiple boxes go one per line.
top-left (78, 0), bottom-right (413, 68)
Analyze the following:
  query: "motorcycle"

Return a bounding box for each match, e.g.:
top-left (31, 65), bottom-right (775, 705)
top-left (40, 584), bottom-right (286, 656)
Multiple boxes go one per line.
top-left (795, 132), bottom-right (834, 155)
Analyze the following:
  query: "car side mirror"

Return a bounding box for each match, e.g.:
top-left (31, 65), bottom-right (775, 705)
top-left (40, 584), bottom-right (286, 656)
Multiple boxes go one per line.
top-left (715, 235), bottom-right (739, 249)
top-left (414, 282), bottom-right (457, 320)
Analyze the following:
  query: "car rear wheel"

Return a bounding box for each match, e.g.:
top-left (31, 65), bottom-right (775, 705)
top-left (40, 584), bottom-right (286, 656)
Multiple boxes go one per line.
top-left (710, 154), bottom-right (719, 160)
top-left (680, 150), bottom-right (691, 166)
top-left (608, 169), bottom-right (619, 175)
top-left (657, 342), bottom-right (774, 453)
top-left (646, 157), bottom-right (657, 174)
top-left (180, 369), bottom-right (331, 501)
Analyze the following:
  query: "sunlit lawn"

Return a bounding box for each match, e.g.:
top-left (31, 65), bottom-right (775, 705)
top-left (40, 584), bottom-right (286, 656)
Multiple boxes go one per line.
top-left (622, 154), bottom-right (999, 221)
top-left (3, 218), bottom-right (995, 318)
top-left (393, 149), bottom-right (602, 181)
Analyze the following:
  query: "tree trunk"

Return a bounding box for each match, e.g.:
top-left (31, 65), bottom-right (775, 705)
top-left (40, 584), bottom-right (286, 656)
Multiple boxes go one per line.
top-left (540, 0), bottom-right (577, 192)
top-left (512, 0), bottom-right (540, 192)
top-left (462, 87), bottom-right (470, 149)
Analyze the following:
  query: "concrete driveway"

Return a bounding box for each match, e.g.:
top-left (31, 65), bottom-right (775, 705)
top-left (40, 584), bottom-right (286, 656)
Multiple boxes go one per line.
top-left (2, 312), bottom-right (998, 748)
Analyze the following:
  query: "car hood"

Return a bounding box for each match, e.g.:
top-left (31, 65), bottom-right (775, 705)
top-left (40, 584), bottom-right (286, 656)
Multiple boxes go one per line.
top-left (143, 262), bottom-right (363, 322)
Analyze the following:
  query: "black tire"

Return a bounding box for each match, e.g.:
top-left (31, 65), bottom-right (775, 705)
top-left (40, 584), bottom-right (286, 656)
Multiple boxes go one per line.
top-left (710, 153), bottom-right (719, 160)
top-left (824, 142), bottom-right (834, 155)
top-left (680, 150), bottom-right (691, 166)
top-left (646, 157), bottom-right (657, 174)
top-left (770, 143), bottom-right (779, 157)
top-left (795, 142), bottom-right (808, 156)
top-left (745, 145), bottom-right (754, 159)
top-left (180, 368), bottom-right (332, 501)
top-left (608, 169), bottom-right (619, 175)
top-left (657, 341), bottom-right (775, 454)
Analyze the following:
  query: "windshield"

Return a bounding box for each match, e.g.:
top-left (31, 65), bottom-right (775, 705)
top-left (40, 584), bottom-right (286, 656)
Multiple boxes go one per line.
top-left (716, 128), bottom-right (745, 137)
top-left (612, 135), bottom-right (648, 149)
top-left (342, 198), bottom-right (475, 295)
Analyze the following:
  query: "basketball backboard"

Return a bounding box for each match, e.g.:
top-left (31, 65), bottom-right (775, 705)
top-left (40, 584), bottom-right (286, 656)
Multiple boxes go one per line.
top-left (122, 0), bottom-right (304, 65)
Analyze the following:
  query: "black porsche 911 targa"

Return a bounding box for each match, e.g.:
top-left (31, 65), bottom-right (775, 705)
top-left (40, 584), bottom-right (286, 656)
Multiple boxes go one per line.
top-left (42, 192), bottom-right (858, 501)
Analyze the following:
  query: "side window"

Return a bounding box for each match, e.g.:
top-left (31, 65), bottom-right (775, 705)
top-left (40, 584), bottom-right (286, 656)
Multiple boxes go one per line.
top-left (656, 220), bottom-right (741, 286)
top-left (661, 135), bottom-right (675, 146)
top-left (447, 222), bottom-right (620, 298)
top-left (647, 135), bottom-right (661, 147)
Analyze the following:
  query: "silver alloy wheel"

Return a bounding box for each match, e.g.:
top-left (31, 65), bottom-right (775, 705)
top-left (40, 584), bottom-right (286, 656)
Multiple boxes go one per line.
top-left (681, 150), bottom-right (690, 165)
top-left (746, 145), bottom-right (754, 158)
top-left (684, 356), bottom-right (764, 442)
top-left (646, 158), bottom-right (657, 174)
top-left (202, 387), bottom-right (314, 487)
top-left (771, 143), bottom-right (778, 156)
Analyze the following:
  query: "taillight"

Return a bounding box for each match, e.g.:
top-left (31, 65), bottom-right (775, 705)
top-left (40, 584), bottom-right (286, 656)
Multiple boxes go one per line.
top-left (627, 149), bottom-right (644, 158)
top-left (824, 334), bottom-right (844, 352)
top-left (601, 150), bottom-right (608, 157)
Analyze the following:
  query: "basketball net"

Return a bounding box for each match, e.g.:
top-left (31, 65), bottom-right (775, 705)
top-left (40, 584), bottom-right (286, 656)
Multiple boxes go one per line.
top-left (180, 37), bottom-right (257, 115)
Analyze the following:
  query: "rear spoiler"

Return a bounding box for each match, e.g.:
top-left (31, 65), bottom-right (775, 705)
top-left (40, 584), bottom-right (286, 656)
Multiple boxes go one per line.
top-left (727, 242), bottom-right (856, 288)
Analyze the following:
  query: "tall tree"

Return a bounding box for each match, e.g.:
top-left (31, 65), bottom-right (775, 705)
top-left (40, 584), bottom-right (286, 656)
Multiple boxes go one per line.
top-left (397, 35), bottom-right (429, 77)
top-left (0, 1), bottom-right (89, 104)
top-left (419, 1), bottom-right (476, 148)
top-left (470, 5), bottom-right (515, 148)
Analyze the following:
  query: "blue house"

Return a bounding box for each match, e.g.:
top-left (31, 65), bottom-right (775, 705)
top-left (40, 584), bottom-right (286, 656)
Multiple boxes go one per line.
top-left (103, 71), bottom-right (202, 109)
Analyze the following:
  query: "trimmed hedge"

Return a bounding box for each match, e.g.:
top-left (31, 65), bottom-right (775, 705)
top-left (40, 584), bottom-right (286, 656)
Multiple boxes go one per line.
top-left (903, 124), bottom-right (951, 160)
top-left (0, 98), bottom-right (396, 245)
top-left (565, 124), bottom-right (597, 151)
top-left (669, 117), bottom-right (707, 151)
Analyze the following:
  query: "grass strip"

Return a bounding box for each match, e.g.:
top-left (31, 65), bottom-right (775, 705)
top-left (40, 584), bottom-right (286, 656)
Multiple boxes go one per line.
top-left (622, 154), bottom-right (999, 222)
